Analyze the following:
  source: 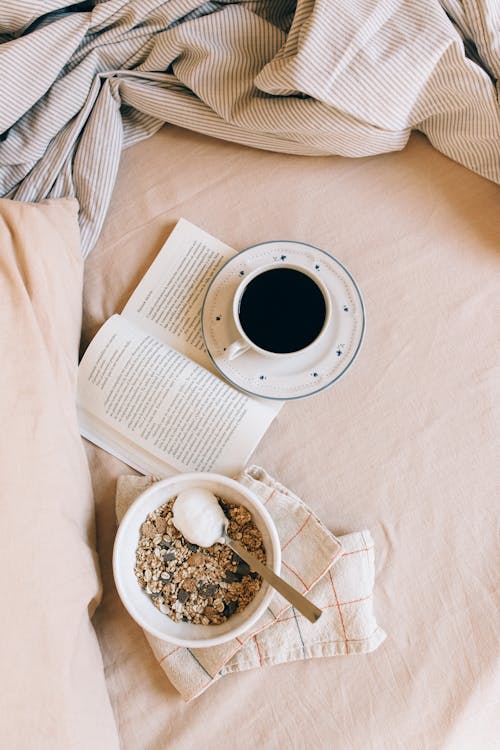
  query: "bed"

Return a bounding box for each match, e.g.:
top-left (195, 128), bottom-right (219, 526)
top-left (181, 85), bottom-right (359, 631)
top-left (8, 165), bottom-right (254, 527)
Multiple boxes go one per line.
top-left (80, 125), bottom-right (498, 749)
top-left (1, 1), bottom-right (499, 747)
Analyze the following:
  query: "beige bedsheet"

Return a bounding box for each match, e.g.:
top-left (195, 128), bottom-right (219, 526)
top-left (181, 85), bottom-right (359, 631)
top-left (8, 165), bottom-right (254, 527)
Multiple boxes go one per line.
top-left (83, 126), bottom-right (499, 749)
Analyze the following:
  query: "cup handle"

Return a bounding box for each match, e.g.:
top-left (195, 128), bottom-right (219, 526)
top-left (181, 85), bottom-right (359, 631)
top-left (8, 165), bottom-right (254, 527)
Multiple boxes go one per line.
top-left (225, 338), bottom-right (251, 360)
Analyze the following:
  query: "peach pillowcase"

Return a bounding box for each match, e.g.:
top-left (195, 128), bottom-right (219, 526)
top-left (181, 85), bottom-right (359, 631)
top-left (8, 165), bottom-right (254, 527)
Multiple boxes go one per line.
top-left (0, 198), bottom-right (119, 749)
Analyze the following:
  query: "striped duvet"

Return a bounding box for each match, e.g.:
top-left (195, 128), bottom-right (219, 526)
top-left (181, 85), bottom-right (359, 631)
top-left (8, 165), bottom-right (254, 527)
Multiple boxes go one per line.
top-left (1, 0), bottom-right (499, 255)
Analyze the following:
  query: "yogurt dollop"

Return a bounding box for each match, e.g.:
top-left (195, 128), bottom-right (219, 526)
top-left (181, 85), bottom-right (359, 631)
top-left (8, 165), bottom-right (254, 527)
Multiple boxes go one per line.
top-left (172, 487), bottom-right (227, 547)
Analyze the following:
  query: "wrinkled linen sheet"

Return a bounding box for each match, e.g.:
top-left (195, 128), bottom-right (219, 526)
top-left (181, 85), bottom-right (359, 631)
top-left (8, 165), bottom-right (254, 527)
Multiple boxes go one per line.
top-left (1, 0), bottom-right (499, 255)
top-left (84, 125), bottom-right (499, 750)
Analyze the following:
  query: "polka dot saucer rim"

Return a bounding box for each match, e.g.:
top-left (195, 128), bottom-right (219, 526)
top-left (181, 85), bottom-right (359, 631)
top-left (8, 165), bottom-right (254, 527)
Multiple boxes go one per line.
top-left (201, 240), bottom-right (366, 400)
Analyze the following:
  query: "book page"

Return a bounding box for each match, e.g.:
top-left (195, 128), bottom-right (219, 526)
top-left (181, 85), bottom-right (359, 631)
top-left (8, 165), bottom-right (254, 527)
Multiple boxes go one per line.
top-left (77, 315), bottom-right (278, 476)
top-left (78, 409), bottom-right (179, 478)
top-left (122, 218), bottom-right (234, 370)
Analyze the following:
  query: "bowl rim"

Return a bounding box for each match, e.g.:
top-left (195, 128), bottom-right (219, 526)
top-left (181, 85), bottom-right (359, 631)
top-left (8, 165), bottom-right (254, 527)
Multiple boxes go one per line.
top-left (113, 472), bottom-right (281, 647)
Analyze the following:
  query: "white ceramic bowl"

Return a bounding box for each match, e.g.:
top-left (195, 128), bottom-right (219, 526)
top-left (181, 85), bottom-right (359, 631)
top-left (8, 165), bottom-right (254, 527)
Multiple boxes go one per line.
top-left (113, 473), bottom-right (281, 647)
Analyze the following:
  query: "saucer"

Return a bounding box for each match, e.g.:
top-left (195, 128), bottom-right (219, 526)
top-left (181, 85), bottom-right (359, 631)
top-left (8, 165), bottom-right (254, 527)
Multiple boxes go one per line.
top-left (201, 241), bottom-right (365, 400)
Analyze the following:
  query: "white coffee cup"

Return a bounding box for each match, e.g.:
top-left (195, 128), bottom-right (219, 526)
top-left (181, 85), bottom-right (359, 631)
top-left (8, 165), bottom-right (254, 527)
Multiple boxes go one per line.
top-left (224, 263), bottom-right (332, 361)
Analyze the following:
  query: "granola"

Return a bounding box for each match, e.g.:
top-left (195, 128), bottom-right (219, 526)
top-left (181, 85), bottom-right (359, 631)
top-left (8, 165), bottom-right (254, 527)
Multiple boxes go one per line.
top-left (134, 497), bottom-right (266, 625)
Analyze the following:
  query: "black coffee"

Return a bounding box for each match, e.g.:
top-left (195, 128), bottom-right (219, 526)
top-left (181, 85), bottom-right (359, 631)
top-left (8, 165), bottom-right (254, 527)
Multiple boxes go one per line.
top-left (238, 268), bottom-right (326, 354)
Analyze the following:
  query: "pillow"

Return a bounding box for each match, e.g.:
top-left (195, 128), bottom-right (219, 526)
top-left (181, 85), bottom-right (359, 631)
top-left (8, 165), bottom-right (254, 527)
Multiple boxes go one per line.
top-left (0, 198), bottom-right (119, 749)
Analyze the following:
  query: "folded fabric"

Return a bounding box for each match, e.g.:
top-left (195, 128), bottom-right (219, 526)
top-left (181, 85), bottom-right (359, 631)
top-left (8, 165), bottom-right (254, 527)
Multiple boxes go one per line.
top-left (1, 1), bottom-right (499, 255)
top-left (115, 466), bottom-right (386, 701)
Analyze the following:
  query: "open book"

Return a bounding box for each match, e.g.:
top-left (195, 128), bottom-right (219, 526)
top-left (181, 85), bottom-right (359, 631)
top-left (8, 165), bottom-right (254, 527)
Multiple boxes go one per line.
top-left (77, 219), bottom-right (282, 477)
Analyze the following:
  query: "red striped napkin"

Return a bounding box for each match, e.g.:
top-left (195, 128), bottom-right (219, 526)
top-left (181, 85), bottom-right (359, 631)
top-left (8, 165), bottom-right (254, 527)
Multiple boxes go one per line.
top-left (116, 466), bottom-right (386, 701)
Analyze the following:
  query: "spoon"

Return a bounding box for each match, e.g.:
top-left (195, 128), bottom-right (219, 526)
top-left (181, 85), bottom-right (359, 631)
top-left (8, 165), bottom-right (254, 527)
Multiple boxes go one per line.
top-left (171, 488), bottom-right (322, 623)
top-left (221, 523), bottom-right (322, 624)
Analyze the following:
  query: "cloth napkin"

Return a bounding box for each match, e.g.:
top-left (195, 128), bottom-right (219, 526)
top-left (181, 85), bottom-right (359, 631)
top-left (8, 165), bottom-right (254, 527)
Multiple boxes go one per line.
top-left (116, 466), bottom-right (386, 701)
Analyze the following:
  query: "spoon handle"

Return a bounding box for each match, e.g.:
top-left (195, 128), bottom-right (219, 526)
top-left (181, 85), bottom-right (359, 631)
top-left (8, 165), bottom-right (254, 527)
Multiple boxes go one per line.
top-left (226, 536), bottom-right (322, 623)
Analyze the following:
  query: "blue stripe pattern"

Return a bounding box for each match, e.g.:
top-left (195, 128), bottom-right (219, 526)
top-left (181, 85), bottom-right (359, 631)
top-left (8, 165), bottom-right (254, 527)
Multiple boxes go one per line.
top-left (1, 0), bottom-right (499, 256)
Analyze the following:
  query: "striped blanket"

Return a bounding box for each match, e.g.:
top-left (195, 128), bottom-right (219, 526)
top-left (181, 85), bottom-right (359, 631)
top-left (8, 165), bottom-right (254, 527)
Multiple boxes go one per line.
top-left (1, 0), bottom-right (499, 256)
